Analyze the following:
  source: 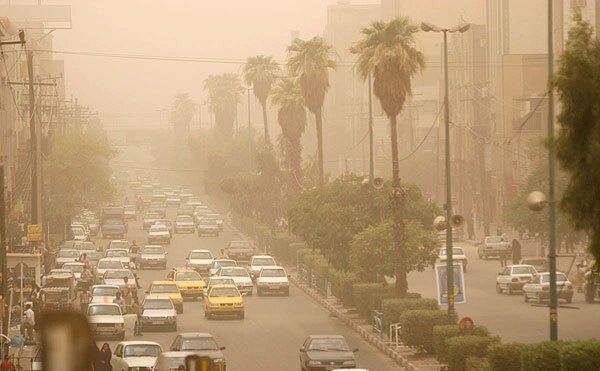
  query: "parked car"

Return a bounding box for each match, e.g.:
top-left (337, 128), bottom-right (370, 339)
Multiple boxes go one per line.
top-left (523, 271), bottom-right (573, 303)
top-left (478, 235), bottom-right (510, 259)
top-left (439, 246), bottom-right (468, 272)
top-left (141, 295), bottom-right (177, 331)
top-left (496, 265), bottom-right (537, 294)
top-left (110, 341), bottom-right (162, 370)
top-left (256, 266), bottom-right (289, 296)
top-left (299, 335), bottom-right (358, 371)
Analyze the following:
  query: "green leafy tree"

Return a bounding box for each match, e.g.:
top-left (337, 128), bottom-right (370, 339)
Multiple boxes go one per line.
top-left (350, 17), bottom-right (425, 296)
top-left (271, 76), bottom-right (307, 190)
top-left (243, 55), bottom-right (280, 144)
top-left (204, 73), bottom-right (243, 139)
top-left (169, 93), bottom-right (195, 137)
top-left (287, 36), bottom-right (336, 185)
top-left (553, 14), bottom-right (600, 263)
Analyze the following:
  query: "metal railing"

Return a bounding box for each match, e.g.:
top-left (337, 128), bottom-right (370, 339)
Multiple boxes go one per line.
top-left (389, 323), bottom-right (402, 348)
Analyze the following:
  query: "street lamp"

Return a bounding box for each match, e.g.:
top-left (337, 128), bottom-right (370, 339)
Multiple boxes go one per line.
top-left (421, 21), bottom-right (470, 318)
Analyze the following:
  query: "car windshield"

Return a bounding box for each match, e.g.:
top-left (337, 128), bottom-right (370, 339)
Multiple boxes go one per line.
top-left (486, 236), bottom-right (503, 243)
top-left (63, 264), bottom-right (84, 273)
top-left (221, 268), bottom-right (248, 277)
top-left (72, 229), bottom-right (84, 235)
top-left (98, 260), bottom-right (123, 269)
top-left (124, 205), bottom-right (134, 211)
top-left (73, 242), bottom-right (95, 250)
top-left (161, 356), bottom-right (186, 369)
top-left (228, 241), bottom-right (252, 249)
top-left (58, 250), bottom-right (79, 258)
top-left (523, 259), bottom-right (545, 266)
top-left (104, 270), bottom-right (134, 280)
top-left (512, 266), bottom-right (536, 275)
top-left (188, 197), bottom-right (201, 203)
top-left (88, 305), bottom-right (121, 316)
top-left (440, 248), bottom-right (465, 256)
top-left (143, 213), bottom-right (160, 219)
top-left (155, 220), bottom-right (170, 226)
top-left (106, 250), bottom-right (127, 257)
top-left (124, 344), bottom-right (161, 357)
top-left (176, 216), bottom-right (193, 222)
top-left (109, 241), bottom-right (130, 249)
top-left (152, 284), bottom-right (179, 293)
top-left (308, 338), bottom-right (350, 352)
top-left (150, 226), bottom-right (168, 233)
top-left (200, 219), bottom-right (217, 225)
top-left (253, 258), bottom-right (276, 266)
top-left (210, 287), bottom-right (239, 297)
top-left (213, 261), bottom-right (236, 268)
top-left (209, 278), bottom-right (235, 286)
top-left (541, 273), bottom-right (568, 283)
top-left (190, 252), bottom-right (212, 259)
top-left (144, 299), bottom-right (173, 310)
top-left (92, 287), bottom-right (119, 296)
top-left (142, 247), bottom-right (164, 254)
top-left (260, 269), bottom-right (286, 277)
top-left (181, 338), bottom-right (219, 351)
top-left (105, 219), bottom-right (122, 225)
top-left (175, 272), bottom-right (202, 281)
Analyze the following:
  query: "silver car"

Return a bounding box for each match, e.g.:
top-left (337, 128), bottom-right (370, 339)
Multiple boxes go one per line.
top-left (139, 245), bottom-right (168, 270)
top-left (141, 295), bottom-right (177, 331)
top-left (523, 272), bottom-right (574, 304)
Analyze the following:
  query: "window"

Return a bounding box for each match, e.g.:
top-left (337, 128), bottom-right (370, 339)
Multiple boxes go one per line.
top-left (124, 344), bottom-right (161, 357)
top-left (88, 305), bottom-right (121, 316)
top-left (180, 337), bottom-right (219, 351)
top-left (152, 284), bottom-right (179, 294)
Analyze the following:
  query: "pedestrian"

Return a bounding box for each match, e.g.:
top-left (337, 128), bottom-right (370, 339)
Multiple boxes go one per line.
top-left (219, 248), bottom-right (228, 259)
top-left (97, 343), bottom-right (112, 371)
top-left (21, 304), bottom-right (35, 342)
top-left (577, 263), bottom-right (587, 293)
top-left (467, 216), bottom-right (475, 240)
top-left (499, 249), bottom-right (508, 268)
top-left (0, 355), bottom-right (14, 371)
top-left (511, 239), bottom-right (522, 265)
top-left (113, 292), bottom-right (125, 313)
top-left (79, 253), bottom-right (90, 269)
top-left (132, 298), bottom-right (143, 336)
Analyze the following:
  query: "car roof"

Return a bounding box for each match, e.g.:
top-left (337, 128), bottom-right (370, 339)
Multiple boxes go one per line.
top-left (144, 295), bottom-right (172, 301)
top-left (509, 264), bottom-right (535, 268)
top-left (308, 335), bottom-right (346, 339)
top-left (88, 302), bottom-right (120, 307)
top-left (151, 280), bottom-right (177, 285)
top-left (189, 249), bottom-right (211, 253)
top-left (63, 262), bottom-right (84, 266)
top-left (171, 268), bottom-right (198, 273)
top-left (92, 284), bottom-right (120, 289)
top-left (210, 284), bottom-right (238, 289)
top-left (116, 341), bottom-right (161, 347)
top-left (177, 332), bottom-right (214, 338)
top-left (214, 259), bottom-right (236, 263)
top-left (252, 255), bottom-right (274, 260)
top-left (260, 265), bottom-right (283, 270)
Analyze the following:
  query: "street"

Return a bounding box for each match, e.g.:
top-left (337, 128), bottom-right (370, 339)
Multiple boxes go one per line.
top-left (93, 205), bottom-right (400, 370)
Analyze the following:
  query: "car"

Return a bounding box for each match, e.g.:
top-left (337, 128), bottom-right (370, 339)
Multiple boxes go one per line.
top-left (148, 225), bottom-right (171, 245)
top-left (225, 240), bottom-right (258, 263)
top-left (496, 265), bottom-right (538, 294)
top-left (55, 249), bottom-right (82, 267)
top-left (248, 255), bottom-right (277, 281)
top-left (141, 295), bottom-right (178, 331)
top-left (142, 212), bottom-right (161, 230)
top-left (71, 241), bottom-right (98, 253)
top-left (174, 215), bottom-right (195, 234)
top-left (439, 246), bottom-right (468, 272)
top-left (95, 259), bottom-right (125, 282)
top-left (194, 206), bottom-right (212, 222)
top-left (86, 303), bottom-right (125, 340)
top-left (102, 269), bottom-right (138, 297)
top-left (204, 276), bottom-right (236, 297)
top-left (107, 239), bottom-right (131, 251)
top-left (139, 245), bottom-right (168, 270)
top-left (186, 249), bottom-right (214, 275)
top-left (299, 335), bottom-right (358, 371)
top-left (523, 271), bottom-right (574, 304)
top-left (90, 284), bottom-right (121, 303)
top-left (197, 218), bottom-right (219, 237)
top-left (62, 262), bottom-right (85, 280)
top-left (152, 351), bottom-right (203, 371)
top-left (166, 268), bottom-right (205, 299)
top-left (204, 284), bottom-right (244, 319)
top-left (105, 248), bottom-right (134, 269)
top-left (209, 259), bottom-right (237, 276)
top-left (165, 193), bottom-right (181, 208)
top-left (204, 213), bottom-right (224, 231)
top-left (85, 251), bottom-right (104, 268)
top-left (256, 266), bottom-right (290, 296)
top-left (176, 204), bottom-right (195, 217)
top-left (123, 204), bottom-right (137, 221)
top-left (147, 281), bottom-right (184, 314)
top-left (519, 258), bottom-right (548, 273)
top-left (478, 235), bottom-right (510, 259)
top-left (186, 196), bottom-right (203, 208)
top-left (111, 341), bottom-right (162, 371)
top-left (168, 333), bottom-right (226, 366)
top-left (154, 219), bottom-right (173, 236)
top-left (71, 225), bottom-right (89, 241)
top-left (149, 202), bottom-right (167, 218)
top-left (217, 266), bottom-right (253, 295)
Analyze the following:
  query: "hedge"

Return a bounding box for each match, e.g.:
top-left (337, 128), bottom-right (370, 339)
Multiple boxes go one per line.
top-left (331, 270), bottom-right (360, 307)
top-left (559, 339), bottom-right (600, 371)
top-left (287, 242), bottom-right (306, 265)
top-left (296, 248), bottom-right (313, 266)
top-left (445, 335), bottom-right (500, 371)
top-left (352, 283), bottom-right (395, 317)
top-left (434, 325), bottom-right (491, 363)
top-left (487, 342), bottom-right (524, 371)
top-left (270, 234), bottom-right (296, 261)
top-left (400, 309), bottom-right (451, 353)
top-left (520, 341), bottom-right (563, 371)
top-left (382, 298), bottom-right (438, 329)
top-left (465, 356), bottom-right (490, 371)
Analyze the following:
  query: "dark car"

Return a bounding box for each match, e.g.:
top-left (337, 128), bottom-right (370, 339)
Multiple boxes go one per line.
top-left (299, 335), bottom-right (358, 371)
top-left (169, 332), bottom-right (226, 367)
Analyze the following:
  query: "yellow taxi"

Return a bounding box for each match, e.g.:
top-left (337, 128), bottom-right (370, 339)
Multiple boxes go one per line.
top-left (166, 267), bottom-right (206, 299)
top-left (147, 281), bottom-right (184, 313)
top-left (204, 284), bottom-right (244, 320)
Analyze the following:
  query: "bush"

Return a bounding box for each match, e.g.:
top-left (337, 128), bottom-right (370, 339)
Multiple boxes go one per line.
top-left (465, 356), bottom-right (490, 371)
top-left (487, 342), bottom-right (524, 371)
top-left (520, 341), bottom-right (563, 371)
top-left (400, 309), bottom-right (451, 353)
top-left (331, 270), bottom-right (359, 307)
top-left (288, 242), bottom-right (306, 265)
top-left (434, 325), bottom-right (491, 362)
top-left (383, 298), bottom-right (439, 330)
top-left (352, 283), bottom-right (395, 317)
top-left (445, 335), bottom-right (500, 371)
top-left (296, 248), bottom-right (313, 266)
top-left (559, 339), bottom-right (600, 371)
top-left (270, 234), bottom-right (295, 261)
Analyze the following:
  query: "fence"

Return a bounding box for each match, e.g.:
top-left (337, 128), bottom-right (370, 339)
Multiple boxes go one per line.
top-left (297, 263), bottom-right (330, 298)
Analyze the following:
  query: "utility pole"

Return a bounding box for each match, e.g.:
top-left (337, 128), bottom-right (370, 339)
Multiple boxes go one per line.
top-left (0, 166), bottom-right (7, 357)
top-left (247, 88), bottom-right (253, 171)
top-left (27, 50), bottom-right (39, 225)
top-left (368, 73), bottom-right (374, 181)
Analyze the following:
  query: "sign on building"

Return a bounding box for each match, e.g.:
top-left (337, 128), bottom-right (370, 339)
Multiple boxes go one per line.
top-left (26, 224), bottom-right (42, 242)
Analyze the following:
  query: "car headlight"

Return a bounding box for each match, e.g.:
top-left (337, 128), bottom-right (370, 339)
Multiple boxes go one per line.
top-left (342, 360), bottom-right (356, 366)
top-left (142, 316), bottom-right (150, 320)
top-left (167, 316), bottom-right (176, 321)
top-left (308, 360), bottom-right (322, 366)
top-left (213, 358), bottom-right (226, 364)
top-left (234, 303), bottom-right (244, 308)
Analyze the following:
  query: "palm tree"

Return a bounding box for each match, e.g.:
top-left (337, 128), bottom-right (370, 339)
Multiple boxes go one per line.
top-left (204, 73), bottom-right (243, 139)
top-left (242, 55), bottom-right (280, 144)
top-left (271, 76), bottom-right (307, 188)
top-left (169, 93), bottom-right (195, 136)
top-left (350, 17), bottom-right (425, 297)
top-left (287, 36), bottom-right (336, 185)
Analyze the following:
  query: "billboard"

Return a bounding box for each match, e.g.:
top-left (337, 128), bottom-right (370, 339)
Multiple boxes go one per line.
top-left (435, 262), bottom-right (466, 305)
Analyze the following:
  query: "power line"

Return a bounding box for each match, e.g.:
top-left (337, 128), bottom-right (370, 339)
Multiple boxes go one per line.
top-left (400, 102), bottom-right (443, 162)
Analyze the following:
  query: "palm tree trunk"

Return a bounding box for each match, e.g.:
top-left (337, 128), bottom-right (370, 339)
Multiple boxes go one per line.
top-left (262, 102), bottom-right (270, 144)
top-left (390, 114), bottom-right (408, 297)
top-left (315, 108), bottom-right (324, 185)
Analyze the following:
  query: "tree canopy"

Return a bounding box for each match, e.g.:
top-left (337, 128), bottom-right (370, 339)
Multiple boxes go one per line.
top-left (243, 55), bottom-right (280, 143)
top-left (169, 93), bottom-right (195, 136)
top-left (204, 73), bottom-right (243, 139)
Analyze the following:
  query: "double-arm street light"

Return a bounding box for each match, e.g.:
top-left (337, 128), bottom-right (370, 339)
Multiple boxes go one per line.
top-left (421, 21), bottom-right (470, 317)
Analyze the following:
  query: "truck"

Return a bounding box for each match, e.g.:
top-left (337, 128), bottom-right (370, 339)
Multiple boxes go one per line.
top-left (101, 206), bottom-right (127, 239)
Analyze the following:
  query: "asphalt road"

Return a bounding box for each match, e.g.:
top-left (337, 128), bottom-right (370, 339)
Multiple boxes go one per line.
top-left (93, 207), bottom-right (400, 370)
top-left (407, 242), bottom-right (600, 343)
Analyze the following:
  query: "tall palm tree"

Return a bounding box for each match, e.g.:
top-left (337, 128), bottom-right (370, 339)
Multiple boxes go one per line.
top-left (242, 55), bottom-right (280, 144)
top-left (271, 76), bottom-right (307, 188)
top-left (169, 93), bottom-right (195, 136)
top-left (287, 36), bottom-right (336, 185)
top-left (204, 73), bottom-right (243, 139)
top-left (350, 17), bottom-right (425, 297)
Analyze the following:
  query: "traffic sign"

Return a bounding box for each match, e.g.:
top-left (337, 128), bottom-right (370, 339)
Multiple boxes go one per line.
top-left (27, 224), bottom-right (42, 242)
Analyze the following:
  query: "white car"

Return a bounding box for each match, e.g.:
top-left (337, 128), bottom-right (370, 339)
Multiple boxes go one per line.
top-left (496, 264), bottom-right (538, 294)
top-left (209, 259), bottom-right (237, 276)
top-left (105, 248), bottom-right (133, 269)
top-left (55, 249), bottom-right (81, 267)
top-left (203, 276), bottom-right (236, 297)
top-left (187, 196), bottom-right (203, 207)
top-left (205, 213), bottom-right (224, 231)
top-left (197, 218), bottom-right (219, 236)
top-left (256, 266), bottom-right (289, 296)
top-left (217, 267), bottom-right (253, 295)
top-left (87, 303), bottom-right (125, 340)
top-left (139, 245), bottom-right (168, 270)
top-left (523, 271), bottom-right (574, 304)
top-left (439, 246), bottom-right (468, 272)
top-left (107, 239), bottom-right (131, 251)
top-left (102, 269), bottom-right (138, 297)
top-left (248, 255), bottom-right (277, 281)
top-left (186, 249), bottom-right (214, 275)
top-left (174, 215), bottom-right (195, 234)
top-left (111, 341), bottom-right (162, 371)
top-left (165, 193), bottom-right (181, 207)
top-left (61, 262), bottom-right (85, 280)
top-left (141, 295), bottom-right (178, 331)
top-left (90, 284), bottom-right (121, 304)
top-left (123, 205), bottom-right (137, 221)
top-left (148, 225), bottom-right (171, 245)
